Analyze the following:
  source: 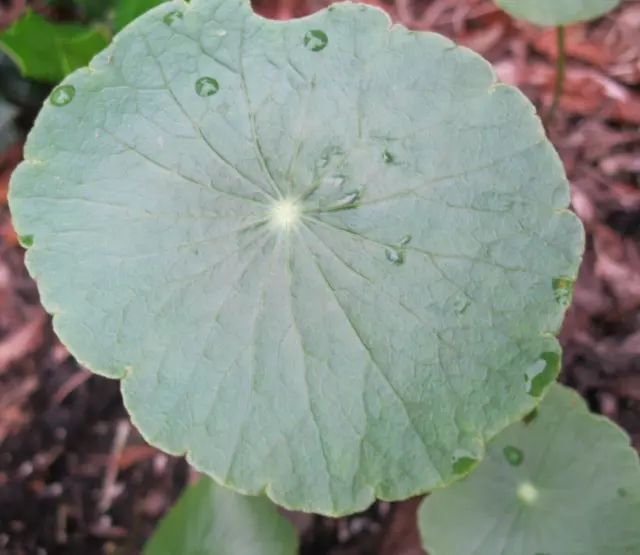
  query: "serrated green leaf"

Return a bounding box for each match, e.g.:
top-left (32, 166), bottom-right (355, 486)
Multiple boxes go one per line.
top-left (143, 477), bottom-right (298, 555)
top-left (74, 0), bottom-right (118, 21)
top-left (495, 0), bottom-right (621, 26)
top-left (0, 10), bottom-right (110, 83)
top-left (8, 0), bottom-right (584, 515)
top-left (418, 383), bottom-right (640, 555)
top-left (114, 0), bottom-right (168, 30)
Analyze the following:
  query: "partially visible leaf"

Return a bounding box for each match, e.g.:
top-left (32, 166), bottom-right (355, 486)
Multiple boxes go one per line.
top-left (418, 383), bottom-right (640, 555)
top-left (114, 0), bottom-right (167, 31)
top-left (143, 477), bottom-right (299, 555)
top-left (0, 10), bottom-right (110, 83)
top-left (495, 0), bottom-right (621, 26)
top-left (74, 0), bottom-right (118, 21)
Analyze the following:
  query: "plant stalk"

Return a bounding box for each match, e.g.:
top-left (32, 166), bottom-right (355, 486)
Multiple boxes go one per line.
top-left (548, 25), bottom-right (565, 123)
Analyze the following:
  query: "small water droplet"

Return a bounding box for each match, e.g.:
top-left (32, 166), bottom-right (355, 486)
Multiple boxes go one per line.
top-left (324, 174), bottom-right (346, 188)
top-left (617, 487), bottom-right (628, 498)
top-left (452, 456), bottom-right (478, 475)
top-left (316, 145), bottom-right (343, 169)
top-left (335, 190), bottom-right (360, 207)
top-left (18, 235), bottom-right (34, 248)
top-left (385, 248), bottom-right (404, 265)
top-left (163, 10), bottom-right (183, 25)
top-left (453, 297), bottom-right (470, 315)
top-left (523, 408), bottom-right (538, 425)
top-left (525, 352), bottom-right (560, 398)
top-left (195, 77), bottom-right (219, 97)
top-left (214, 29), bottom-right (227, 36)
top-left (303, 29), bottom-right (328, 52)
top-left (517, 481), bottom-right (539, 505)
top-left (50, 85), bottom-right (75, 107)
top-left (399, 235), bottom-right (411, 246)
top-left (503, 445), bottom-right (524, 467)
top-left (552, 277), bottom-right (574, 309)
top-left (383, 149), bottom-right (395, 164)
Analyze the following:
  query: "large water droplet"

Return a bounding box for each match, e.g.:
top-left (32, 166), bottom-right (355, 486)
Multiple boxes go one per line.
top-left (385, 248), bottom-right (404, 265)
top-left (50, 85), bottom-right (75, 107)
top-left (195, 77), bottom-right (219, 97)
top-left (335, 190), bottom-right (360, 208)
top-left (18, 235), bottom-right (34, 248)
top-left (525, 352), bottom-right (560, 398)
top-left (303, 29), bottom-right (328, 52)
top-left (503, 445), bottom-right (524, 467)
top-left (452, 456), bottom-right (478, 476)
top-left (552, 277), bottom-right (574, 309)
top-left (163, 10), bottom-right (183, 25)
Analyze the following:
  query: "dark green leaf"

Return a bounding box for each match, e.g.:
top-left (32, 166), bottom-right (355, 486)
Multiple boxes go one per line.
top-left (0, 10), bottom-right (110, 83)
top-left (143, 478), bottom-right (298, 555)
top-left (114, 0), bottom-right (167, 31)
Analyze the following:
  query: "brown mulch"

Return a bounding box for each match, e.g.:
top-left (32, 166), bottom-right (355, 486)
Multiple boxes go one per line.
top-left (1, 0), bottom-right (640, 553)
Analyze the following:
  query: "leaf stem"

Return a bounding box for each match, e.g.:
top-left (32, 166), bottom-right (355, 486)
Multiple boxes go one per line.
top-left (548, 25), bottom-right (565, 123)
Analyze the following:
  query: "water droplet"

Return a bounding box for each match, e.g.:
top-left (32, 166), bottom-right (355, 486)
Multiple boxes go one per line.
top-left (316, 145), bottom-right (343, 168)
top-left (383, 149), bottom-right (395, 164)
top-left (324, 174), bottom-right (346, 188)
top-left (18, 235), bottom-right (34, 248)
top-left (552, 277), bottom-right (574, 309)
top-left (525, 352), bottom-right (560, 398)
top-left (163, 10), bottom-right (183, 25)
top-left (303, 29), bottom-right (328, 52)
top-left (335, 190), bottom-right (360, 208)
top-left (399, 235), bottom-right (411, 246)
top-left (452, 456), bottom-right (478, 475)
top-left (195, 77), bottom-right (219, 97)
top-left (50, 85), bottom-right (75, 107)
top-left (517, 481), bottom-right (539, 505)
top-left (523, 408), bottom-right (538, 425)
top-left (214, 29), bottom-right (227, 37)
top-left (617, 487), bottom-right (628, 498)
top-left (385, 248), bottom-right (404, 265)
top-left (503, 445), bottom-right (524, 467)
top-left (453, 297), bottom-right (470, 315)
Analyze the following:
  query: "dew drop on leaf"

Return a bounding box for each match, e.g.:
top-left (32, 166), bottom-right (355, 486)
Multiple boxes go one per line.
top-left (385, 248), bottom-right (404, 265)
top-left (50, 85), bottom-right (75, 107)
top-left (453, 297), bottom-right (470, 315)
top-left (503, 445), bottom-right (524, 467)
top-left (617, 487), bottom-right (628, 498)
top-left (316, 145), bottom-right (343, 168)
top-left (163, 10), bottom-right (183, 25)
top-left (303, 29), bottom-right (328, 52)
top-left (552, 277), bottom-right (574, 309)
top-left (335, 190), bottom-right (360, 208)
top-left (399, 235), bottom-right (411, 246)
top-left (525, 352), bottom-right (559, 398)
top-left (383, 149), bottom-right (395, 163)
top-left (522, 407), bottom-right (538, 425)
top-left (324, 175), bottom-right (346, 188)
top-left (18, 234), bottom-right (34, 248)
top-left (452, 456), bottom-right (478, 475)
top-left (195, 77), bottom-right (219, 97)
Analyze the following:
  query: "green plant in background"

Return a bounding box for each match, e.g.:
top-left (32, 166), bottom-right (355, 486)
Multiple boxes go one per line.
top-left (0, 0), bottom-right (167, 83)
top-left (5, 0), bottom-right (640, 550)
top-left (493, 0), bottom-right (623, 120)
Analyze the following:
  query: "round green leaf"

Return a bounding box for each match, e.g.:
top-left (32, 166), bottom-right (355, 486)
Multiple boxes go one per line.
top-left (143, 477), bottom-right (298, 555)
top-left (495, 0), bottom-right (621, 26)
top-left (419, 384), bottom-right (640, 555)
top-left (9, 0), bottom-right (584, 515)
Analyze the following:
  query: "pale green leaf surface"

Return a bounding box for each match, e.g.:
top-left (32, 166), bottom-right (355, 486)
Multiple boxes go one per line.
top-left (419, 383), bottom-right (640, 555)
top-left (0, 10), bottom-right (110, 83)
top-left (9, 0), bottom-right (584, 515)
top-left (143, 477), bottom-right (298, 555)
top-left (495, 0), bottom-right (621, 26)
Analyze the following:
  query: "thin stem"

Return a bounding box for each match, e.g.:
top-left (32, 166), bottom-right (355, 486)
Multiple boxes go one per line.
top-left (548, 25), bottom-right (565, 123)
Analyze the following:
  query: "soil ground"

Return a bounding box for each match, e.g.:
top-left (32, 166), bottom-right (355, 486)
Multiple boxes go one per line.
top-left (1, 0), bottom-right (639, 553)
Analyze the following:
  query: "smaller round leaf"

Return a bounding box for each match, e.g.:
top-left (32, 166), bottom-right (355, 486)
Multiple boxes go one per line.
top-left (418, 383), bottom-right (640, 555)
top-left (495, 0), bottom-right (622, 26)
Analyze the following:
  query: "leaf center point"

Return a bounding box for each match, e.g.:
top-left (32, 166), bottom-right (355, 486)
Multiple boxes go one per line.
top-left (270, 198), bottom-right (301, 229)
top-left (516, 481), bottom-right (539, 505)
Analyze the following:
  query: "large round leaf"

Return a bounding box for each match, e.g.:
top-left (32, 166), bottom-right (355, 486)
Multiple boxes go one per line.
top-left (9, 0), bottom-right (583, 515)
top-left (419, 384), bottom-right (640, 555)
top-left (495, 0), bottom-right (621, 26)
